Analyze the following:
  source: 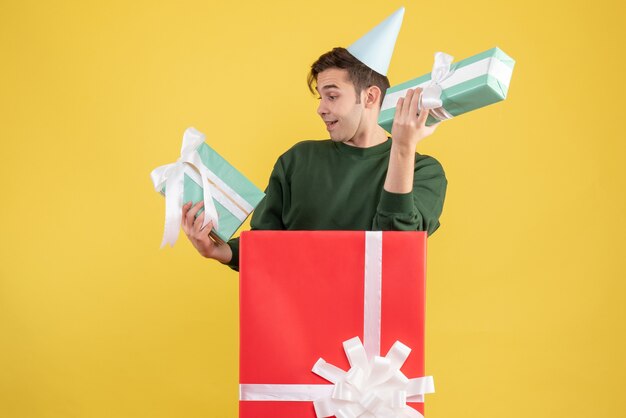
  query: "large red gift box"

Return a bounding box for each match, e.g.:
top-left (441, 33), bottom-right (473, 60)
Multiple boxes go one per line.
top-left (239, 231), bottom-right (432, 417)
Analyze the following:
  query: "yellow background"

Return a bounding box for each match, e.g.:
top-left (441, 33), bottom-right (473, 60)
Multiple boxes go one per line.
top-left (1, 0), bottom-right (625, 417)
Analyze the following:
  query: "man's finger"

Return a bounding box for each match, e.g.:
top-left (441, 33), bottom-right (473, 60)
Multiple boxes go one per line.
top-left (401, 89), bottom-right (414, 119)
top-left (395, 97), bottom-right (405, 121)
top-left (417, 106), bottom-right (430, 126)
top-left (192, 212), bottom-right (205, 234)
top-left (408, 88), bottom-right (421, 122)
top-left (186, 201), bottom-right (205, 226)
top-left (200, 219), bottom-right (213, 233)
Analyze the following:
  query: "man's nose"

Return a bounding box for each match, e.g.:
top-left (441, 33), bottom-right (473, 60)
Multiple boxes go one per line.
top-left (317, 100), bottom-right (327, 116)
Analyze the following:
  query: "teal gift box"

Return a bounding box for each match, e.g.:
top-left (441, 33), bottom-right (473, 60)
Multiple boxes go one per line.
top-left (151, 128), bottom-right (265, 247)
top-left (378, 47), bottom-right (515, 131)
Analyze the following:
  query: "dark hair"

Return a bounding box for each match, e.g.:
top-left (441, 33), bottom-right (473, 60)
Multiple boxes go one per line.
top-left (307, 47), bottom-right (390, 106)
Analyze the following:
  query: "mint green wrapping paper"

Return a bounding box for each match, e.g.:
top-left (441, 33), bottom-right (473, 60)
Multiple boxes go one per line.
top-left (378, 47), bottom-right (515, 131)
top-left (161, 143), bottom-right (265, 244)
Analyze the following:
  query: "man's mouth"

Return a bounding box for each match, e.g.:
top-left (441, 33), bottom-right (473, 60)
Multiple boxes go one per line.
top-left (325, 120), bottom-right (338, 130)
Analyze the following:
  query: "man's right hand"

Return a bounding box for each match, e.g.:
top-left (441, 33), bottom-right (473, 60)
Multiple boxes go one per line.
top-left (181, 201), bottom-right (232, 264)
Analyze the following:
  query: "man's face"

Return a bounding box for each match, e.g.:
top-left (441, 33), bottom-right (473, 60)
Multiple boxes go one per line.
top-left (315, 68), bottom-right (365, 142)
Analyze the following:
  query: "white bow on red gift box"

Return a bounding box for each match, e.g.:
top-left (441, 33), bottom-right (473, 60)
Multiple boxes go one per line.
top-left (312, 336), bottom-right (434, 418)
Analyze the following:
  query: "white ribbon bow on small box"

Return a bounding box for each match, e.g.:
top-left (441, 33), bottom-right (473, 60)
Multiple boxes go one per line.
top-left (150, 128), bottom-right (220, 248)
top-left (418, 52), bottom-right (455, 122)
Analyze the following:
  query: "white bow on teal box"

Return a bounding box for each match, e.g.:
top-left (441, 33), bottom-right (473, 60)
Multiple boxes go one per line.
top-left (378, 47), bottom-right (515, 130)
top-left (150, 128), bottom-right (265, 248)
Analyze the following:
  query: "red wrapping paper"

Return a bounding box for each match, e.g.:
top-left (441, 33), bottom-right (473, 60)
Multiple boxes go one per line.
top-left (239, 231), bottom-right (427, 417)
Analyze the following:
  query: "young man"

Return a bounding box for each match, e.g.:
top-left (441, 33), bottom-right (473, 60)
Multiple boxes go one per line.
top-left (180, 47), bottom-right (447, 271)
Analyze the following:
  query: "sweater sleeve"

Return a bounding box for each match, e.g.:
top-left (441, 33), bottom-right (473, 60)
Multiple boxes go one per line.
top-left (226, 157), bottom-right (288, 271)
top-left (372, 155), bottom-right (447, 235)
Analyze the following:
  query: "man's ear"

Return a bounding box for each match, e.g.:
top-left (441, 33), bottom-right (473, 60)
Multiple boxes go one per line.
top-left (364, 85), bottom-right (382, 109)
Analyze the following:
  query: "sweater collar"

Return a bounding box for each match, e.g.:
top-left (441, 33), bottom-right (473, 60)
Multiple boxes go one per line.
top-left (333, 137), bottom-right (392, 158)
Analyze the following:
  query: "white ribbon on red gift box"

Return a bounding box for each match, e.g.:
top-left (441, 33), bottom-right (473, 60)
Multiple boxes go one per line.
top-left (239, 231), bottom-right (435, 418)
top-left (150, 127), bottom-right (253, 248)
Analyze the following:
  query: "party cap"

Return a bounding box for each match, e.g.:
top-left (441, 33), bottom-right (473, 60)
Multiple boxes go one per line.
top-left (347, 7), bottom-right (405, 76)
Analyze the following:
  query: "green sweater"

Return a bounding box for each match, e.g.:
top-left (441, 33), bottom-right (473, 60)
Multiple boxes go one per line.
top-left (226, 138), bottom-right (447, 270)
